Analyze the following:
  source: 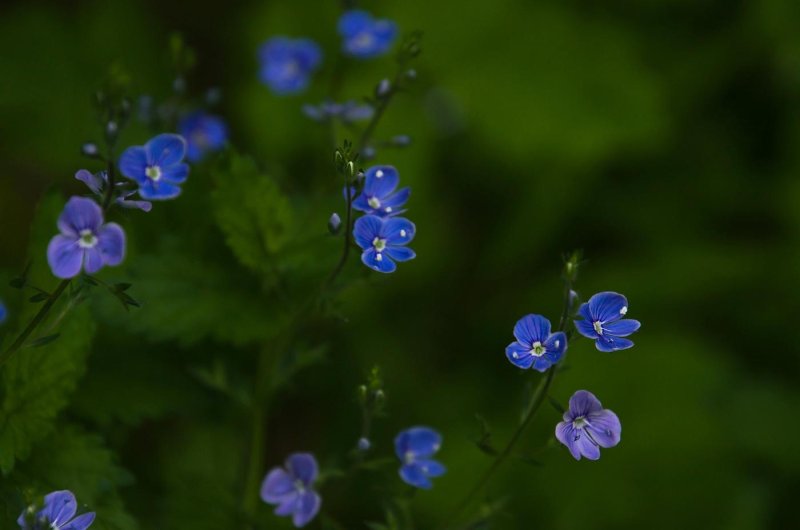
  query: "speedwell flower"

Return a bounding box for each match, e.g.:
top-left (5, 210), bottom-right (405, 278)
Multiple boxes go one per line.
top-left (260, 453), bottom-right (321, 528)
top-left (395, 427), bottom-right (446, 489)
top-left (47, 197), bottom-right (125, 279)
top-left (178, 111), bottom-right (228, 162)
top-left (353, 215), bottom-right (415, 273)
top-left (74, 169), bottom-right (152, 212)
top-left (258, 37), bottom-right (321, 95)
top-left (555, 390), bottom-right (621, 461)
top-left (302, 100), bottom-right (374, 123)
top-left (338, 10), bottom-right (398, 59)
top-left (351, 165), bottom-right (410, 217)
top-left (506, 314), bottom-right (567, 372)
top-left (119, 133), bottom-right (189, 200)
top-left (574, 291), bottom-right (641, 352)
top-left (17, 490), bottom-right (95, 530)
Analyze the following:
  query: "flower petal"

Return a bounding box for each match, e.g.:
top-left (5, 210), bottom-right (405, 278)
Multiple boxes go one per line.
top-left (83, 247), bottom-right (103, 274)
top-left (513, 314), bottom-right (551, 345)
top-left (161, 163), bottom-right (189, 184)
top-left (47, 235), bottom-right (83, 279)
top-left (292, 491), bottom-right (321, 528)
top-left (384, 246), bottom-right (415, 262)
top-left (574, 430), bottom-right (601, 460)
top-left (595, 335), bottom-right (634, 352)
top-left (145, 134), bottom-right (187, 166)
top-left (75, 169), bottom-right (103, 194)
top-left (381, 217), bottom-right (415, 244)
top-left (40, 491), bottom-right (77, 527)
top-left (399, 463), bottom-right (432, 489)
top-left (587, 409), bottom-right (621, 448)
top-left (273, 491), bottom-right (299, 516)
top-left (338, 10), bottom-right (372, 37)
top-left (138, 180), bottom-right (182, 201)
top-left (543, 331), bottom-right (567, 357)
top-left (378, 187), bottom-right (411, 215)
top-left (294, 39), bottom-right (322, 69)
top-left (574, 318), bottom-right (598, 339)
top-left (587, 292), bottom-right (628, 323)
top-left (603, 319), bottom-right (640, 337)
top-left (261, 468), bottom-right (295, 503)
top-left (364, 165), bottom-right (399, 198)
top-left (353, 215), bottom-right (383, 249)
top-left (555, 421), bottom-right (582, 460)
top-left (531, 356), bottom-right (555, 372)
top-left (286, 453), bottom-right (318, 486)
top-left (62, 512), bottom-right (96, 530)
top-left (361, 248), bottom-right (397, 273)
top-left (97, 222), bottom-right (125, 266)
top-left (58, 197), bottom-right (103, 236)
top-left (568, 390), bottom-right (603, 418)
top-left (395, 427), bottom-right (442, 459)
top-left (505, 342), bottom-right (534, 369)
top-left (417, 458), bottom-right (446, 477)
top-left (118, 146), bottom-right (148, 183)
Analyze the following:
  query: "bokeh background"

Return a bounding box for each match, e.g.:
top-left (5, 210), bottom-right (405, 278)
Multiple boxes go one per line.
top-left (1, 1), bottom-right (799, 529)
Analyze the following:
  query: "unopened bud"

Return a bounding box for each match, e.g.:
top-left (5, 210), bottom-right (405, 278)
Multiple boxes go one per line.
top-left (206, 87), bottom-right (222, 105)
top-left (81, 142), bottom-right (100, 158)
top-left (405, 69), bottom-right (417, 81)
top-left (357, 437), bottom-right (371, 451)
top-left (362, 146), bottom-right (376, 160)
top-left (376, 78), bottom-right (391, 98)
top-left (328, 212), bottom-right (342, 234)
top-left (173, 76), bottom-right (186, 94)
top-left (391, 135), bottom-right (411, 147)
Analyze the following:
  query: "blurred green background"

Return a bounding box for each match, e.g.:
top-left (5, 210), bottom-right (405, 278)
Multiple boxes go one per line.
top-left (1, 0), bottom-right (799, 529)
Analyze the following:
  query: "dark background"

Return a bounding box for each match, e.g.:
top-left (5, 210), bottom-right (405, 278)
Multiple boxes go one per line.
top-left (1, 1), bottom-right (799, 529)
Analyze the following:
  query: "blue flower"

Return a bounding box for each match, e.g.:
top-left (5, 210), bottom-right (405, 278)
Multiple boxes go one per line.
top-left (351, 165), bottom-right (410, 217)
top-left (0, 300), bottom-right (7, 325)
top-left (353, 215), bottom-right (416, 273)
top-left (395, 427), bottom-right (446, 489)
top-left (74, 170), bottom-right (152, 212)
top-left (47, 197), bottom-right (126, 279)
top-left (506, 314), bottom-right (567, 372)
top-left (17, 490), bottom-right (95, 530)
top-left (555, 390), bottom-right (621, 461)
top-left (338, 10), bottom-right (398, 59)
top-left (260, 453), bottom-right (321, 528)
top-left (119, 134), bottom-right (189, 200)
top-left (178, 111), bottom-right (228, 162)
top-left (574, 291), bottom-right (641, 352)
top-left (302, 100), bottom-right (374, 123)
top-left (258, 37), bottom-right (322, 95)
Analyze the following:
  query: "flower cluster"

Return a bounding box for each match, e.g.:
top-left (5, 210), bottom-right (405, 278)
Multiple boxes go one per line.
top-left (17, 490), bottom-right (95, 530)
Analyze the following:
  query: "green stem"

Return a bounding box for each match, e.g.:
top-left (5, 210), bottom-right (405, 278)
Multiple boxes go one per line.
top-left (0, 279), bottom-right (70, 369)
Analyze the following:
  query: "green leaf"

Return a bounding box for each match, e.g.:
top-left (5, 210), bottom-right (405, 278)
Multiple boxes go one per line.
top-left (211, 152), bottom-right (294, 283)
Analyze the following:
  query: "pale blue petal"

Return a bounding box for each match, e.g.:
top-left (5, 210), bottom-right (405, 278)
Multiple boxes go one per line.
top-left (587, 292), bottom-right (628, 324)
top-left (292, 491), bottom-right (321, 528)
top-left (97, 223), bottom-right (125, 266)
top-left (286, 453), bottom-right (318, 486)
top-left (353, 215), bottom-right (383, 249)
top-left (58, 197), bottom-right (103, 236)
top-left (118, 146), bottom-right (148, 183)
top-left (47, 235), bottom-right (83, 279)
top-left (513, 314), bottom-right (551, 345)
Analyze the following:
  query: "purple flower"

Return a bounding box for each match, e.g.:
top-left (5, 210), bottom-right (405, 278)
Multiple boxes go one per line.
top-left (258, 37), bottom-right (322, 95)
top-left (505, 314), bottom-right (567, 372)
top-left (17, 490), bottom-right (95, 530)
top-left (351, 165), bottom-right (410, 217)
top-left (353, 215), bottom-right (416, 273)
top-left (178, 111), bottom-right (228, 162)
top-left (260, 453), bottom-right (321, 528)
top-left (118, 134), bottom-right (189, 200)
top-left (302, 100), bottom-right (374, 123)
top-left (338, 10), bottom-right (398, 59)
top-left (395, 427), bottom-right (446, 489)
top-left (47, 197), bottom-right (125, 279)
top-left (555, 390), bottom-right (621, 461)
top-left (574, 292), bottom-right (641, 352)
top-left (74, 170), bottom-right (152, 212)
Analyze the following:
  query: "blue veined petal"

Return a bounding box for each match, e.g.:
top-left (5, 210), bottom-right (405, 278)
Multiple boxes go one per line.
top-left (351, 193), bottom-right (372, 213)
top-left (377, 187), bottom-right (411, 215)
top-left (261, 468), bottom-right (295, 503)
top-left (574, 429), bottom-right (601, 460)
top-left (543, 331), bottom-right (567, 356)
top-left (273, 491), bottom-right (299, 516)
top-left (586, 409), bottom-right (621, 448)
top-left (97, 223), bottom-right (125, 266)
top-left (75, 169), bottom-right (103, 194)
top-left (381, 217), bottom-right (415, 244)
top-left (161, 163), bottom-right (190, 184)
top-left (574, 318), bottom-right (599, 339)
top-left (513, 314), bottom-right (551, 345)
top-left (40, 491), bottom-right (77, 527)
top-left (577, 302), bottom-right (592, 321)
top-left (286, 453), bottom-right (318, 486)
top-left (292, 491), bottom-right (321, 528)
top-left (531, 355), bottom-right (554, 372)
top-left (603, 319), bottom-right (640, 337)
top-left (595, 335), bottom-right (633, 352)
top-left (395, 427), bottom-right (441, 459)
top-left (58, 196), bottom-right (103, 236)
top-left (145, 134), bottom-right (187, 167)
top-left (353, 215), bottom-right (383, 249)
top-left (363, 165), bottom-right (399, 198)
top-left (83, 247), bottom-right (103, 274)
top-left (361, 248), bottom-right (397, 273)
top-left (61, 512), bottom-right (95, 530)
top-left (338, 10), bottom-right (372, 37)
top-left (555, 421), bottom-right (581, 460)
top-left (118, 146), bottom-right (148, 184)
top-left (47, 236), bottom-right (83, 279)
top-left (138, 180), bottom-right (182, 201)
top-left (385, 246), bottom-right (415, 262)
top-left (399, 463), bottom-right (432, 489)
top-left (506, 342), bottom-right (534, 369)
top-left (417, 458), bottom-right (446, 477)
top-left (568, 390), bottom-right (603, 418)
top-left (586, 292), bottom-right (628, 324)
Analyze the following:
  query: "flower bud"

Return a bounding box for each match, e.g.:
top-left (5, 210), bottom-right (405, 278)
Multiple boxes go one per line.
top-left (173, 76), bottom-right (186, 94)
top-left (405, 69), bottom-right (417, 81)
top-left (206, 87), bottom-right (222, 105)
top-left (391, 135), bottom-right (411, 147)
top-left (362, 146), bottom-right (376, 160)
top-left (81, 142), bottom-right (100, 158)
top-left (376, 78), bottom-right (391, 98)
top-left (357, 437), bottom-right (371, 451)
top-left (328, 212), bottom-right (342, 235)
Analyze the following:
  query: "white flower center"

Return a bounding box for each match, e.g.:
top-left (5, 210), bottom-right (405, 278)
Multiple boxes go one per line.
top-left (372, 237), bottom-right (386, 252)
top-left (145, 165), bottom-right (162, 181)
top-left (572, 416), bottom-right (588, 429)
top-left (593, 321), bottom-right (604, 335)
top-left (530, 341), bottom-right (546, 357)
top-left (354, 32), bottom-right (375, 50)
top-left (404, 451), bottom-right (415, 464)
top-left (78, 229), bottom-right (98, 249)
top-left (293, 479), bottom-right (305, 493)
top-left (368, 196), bottom-right (381, 209)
